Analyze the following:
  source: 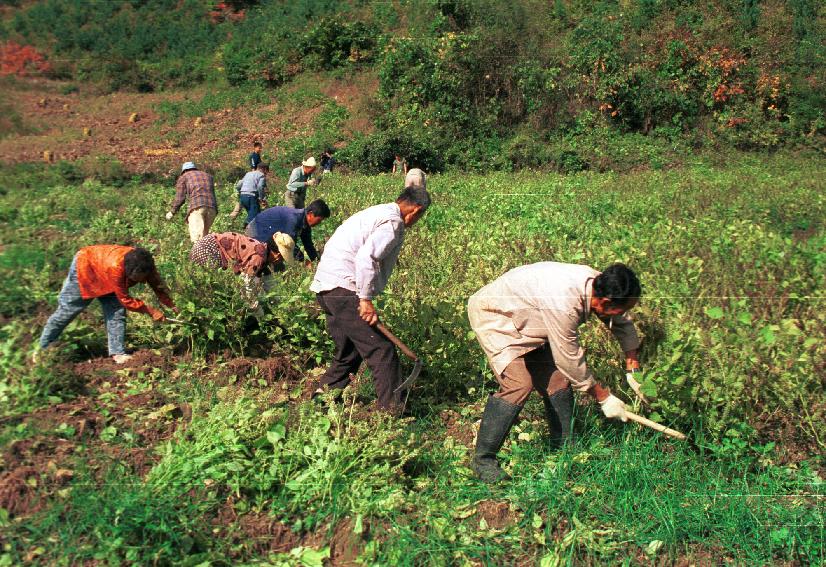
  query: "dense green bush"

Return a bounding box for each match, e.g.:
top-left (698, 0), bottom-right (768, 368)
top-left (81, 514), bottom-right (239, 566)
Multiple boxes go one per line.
top-left (3, 0), bottom-right (223, 90)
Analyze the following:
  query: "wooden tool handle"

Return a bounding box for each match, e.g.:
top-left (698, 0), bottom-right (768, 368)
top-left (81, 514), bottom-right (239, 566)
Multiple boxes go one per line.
top-left (625, 411), bottom-right (687, 440)
top-left (375, 323), bottom-right (418, 361)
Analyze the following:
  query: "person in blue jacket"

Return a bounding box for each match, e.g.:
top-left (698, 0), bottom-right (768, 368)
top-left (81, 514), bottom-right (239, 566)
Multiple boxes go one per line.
top-left (246, 199), bottom-right (330, 268)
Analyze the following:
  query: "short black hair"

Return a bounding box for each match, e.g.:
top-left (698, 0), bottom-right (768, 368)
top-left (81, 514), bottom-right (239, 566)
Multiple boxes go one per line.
top-left (124, 247), bottom-right (155, 279)
top-left (306, 199), bottom-right (331, 218)
top-left (253, 141), bottom-right (262, 149)
top-left (256, 163), bottom-right (269, 171)
top-left (396, 186), bottom-right (431, 209)
top-left (593, 263), bottom-right (641, 306)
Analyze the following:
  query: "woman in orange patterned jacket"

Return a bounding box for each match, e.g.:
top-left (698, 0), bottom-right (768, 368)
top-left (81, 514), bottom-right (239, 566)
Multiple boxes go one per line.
top-left (190, 232), bottom-right (285, 312)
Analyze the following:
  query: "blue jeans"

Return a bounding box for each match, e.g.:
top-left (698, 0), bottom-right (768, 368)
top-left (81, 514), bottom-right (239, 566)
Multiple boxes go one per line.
top-left (239, 194), bottom-right (261, 225)
top-left (39, 255), bottom-right (126, 355)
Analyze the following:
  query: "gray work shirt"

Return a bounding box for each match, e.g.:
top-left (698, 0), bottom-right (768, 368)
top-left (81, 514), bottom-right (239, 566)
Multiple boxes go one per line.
top-left (286, 166), bottom-right (312, 196)
top-left (467, 262), bottom-right (641, 391)
top-left (239, 170), bottom-right (268, 200)
top-left (310, 203), bottom-right (405, 300)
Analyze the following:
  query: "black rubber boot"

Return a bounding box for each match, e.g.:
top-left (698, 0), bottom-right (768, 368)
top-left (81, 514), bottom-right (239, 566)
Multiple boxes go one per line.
top-left (543, 386), bottom-right (574, 449)
top-left (472, 396), bottom-right (522, 483)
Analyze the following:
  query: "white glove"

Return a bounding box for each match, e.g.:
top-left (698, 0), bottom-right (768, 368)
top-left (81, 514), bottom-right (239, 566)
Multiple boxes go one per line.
top-left (600, 394), bottom-right (628, 422)
top-left (307, 178), bottom-right (317, 187)
top-left (165, 211), bottom-right (173, 221)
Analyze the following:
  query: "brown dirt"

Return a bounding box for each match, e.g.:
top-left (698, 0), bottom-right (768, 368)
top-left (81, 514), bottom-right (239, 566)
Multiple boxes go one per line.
top-left (213, 355), bottom-right (301, 386)
top-left (211, 498), bottom-right (330, 557)
top-left (474, 499), bottom-right (516, 530)
top-left (0, 349), bottom-right (190, 517)
top-left (440, 408), bottom-right (476, 447)
top-left (2, 436), bottom-right (76, 472)
top-left (0, 466), bottom-right (41, 518)
top-left (330, 517), bottom-right (369, 566)
top-left (74, 349), bottom-right (175, 386)
top-left (754, 406), bottom-right (825, 471)
top-left (0, 74), bottom-right (377, 176)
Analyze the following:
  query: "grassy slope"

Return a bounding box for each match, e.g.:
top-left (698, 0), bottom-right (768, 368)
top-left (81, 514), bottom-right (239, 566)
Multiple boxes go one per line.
top-left (0, 155), bottom-right (824, 564)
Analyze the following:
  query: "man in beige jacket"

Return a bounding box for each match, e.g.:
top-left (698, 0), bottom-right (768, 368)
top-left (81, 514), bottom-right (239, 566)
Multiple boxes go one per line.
top-left (467, 262), bottom-right (642, 482)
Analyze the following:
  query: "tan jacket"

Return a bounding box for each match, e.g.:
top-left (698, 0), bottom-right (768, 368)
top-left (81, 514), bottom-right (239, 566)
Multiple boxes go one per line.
top-left (467, 262), bottom-right (640, 391)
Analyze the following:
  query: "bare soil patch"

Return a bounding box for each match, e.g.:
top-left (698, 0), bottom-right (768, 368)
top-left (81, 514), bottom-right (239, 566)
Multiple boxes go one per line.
top-left (330, 516), bottom-right (369, 566)
top-left (213, 354), bottom-right (302, 386)
top-left (0, 74), bottom-right (375, 177)
top-left (474, 499), bottom-right (516, 530)
top-left (440, 408), bottom-right (475, 447)
top-left (211, 498), bottom-right (330, 558)
top-left (0, 349), bottom-right (191, 517)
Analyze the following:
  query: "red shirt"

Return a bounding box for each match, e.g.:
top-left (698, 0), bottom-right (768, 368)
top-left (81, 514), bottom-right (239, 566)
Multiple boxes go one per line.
top-left (76, 245), bottom-right (174, 314)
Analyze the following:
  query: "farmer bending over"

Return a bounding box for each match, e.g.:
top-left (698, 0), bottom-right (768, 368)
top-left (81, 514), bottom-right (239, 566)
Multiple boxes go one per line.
top-left (37, 246), bottom-right (176, 364)
top-left (468, 262), bottom-right (642, 482)
top-left (310, 174), bottom-right (431, 412)
top-left (246, 199), bottom-right (330, 268)
top-left (190, 232), bottom-right (284, 311)
top-left (166, 162), bottom-right (217, 243)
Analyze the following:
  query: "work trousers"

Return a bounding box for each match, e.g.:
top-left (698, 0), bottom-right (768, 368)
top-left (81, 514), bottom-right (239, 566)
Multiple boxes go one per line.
top-left (493, 343), bottom-right (571, 407)
top-left (239, 194), bottom-right (261, 225)
top-left (316, 287), bottom-right (401, 410)
top-left (284, 190), bottom-right (305, 210)
top-left (187, 206), bottom-right (216, 243)
top-left (39, 255), bottom-right (126, 355)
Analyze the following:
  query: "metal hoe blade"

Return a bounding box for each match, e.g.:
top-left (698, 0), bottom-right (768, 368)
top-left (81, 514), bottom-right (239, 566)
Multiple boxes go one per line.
top-left (394, 358), bottom-right (423, 393)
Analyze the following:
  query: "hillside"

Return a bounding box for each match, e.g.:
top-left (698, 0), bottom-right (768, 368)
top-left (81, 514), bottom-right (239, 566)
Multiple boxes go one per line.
top-left (1, 0), bottom-right (824, 173)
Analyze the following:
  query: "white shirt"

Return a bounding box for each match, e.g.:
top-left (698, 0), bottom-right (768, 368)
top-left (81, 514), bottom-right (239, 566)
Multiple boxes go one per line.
top-left (468, 262), bottom-right (641, 391)
top-left (310, 203), bottom-right (405, 300)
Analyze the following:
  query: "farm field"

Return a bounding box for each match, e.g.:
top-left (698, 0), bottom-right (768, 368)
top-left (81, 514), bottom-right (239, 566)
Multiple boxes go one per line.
top-left (0, 154), bottom-right (823, 565)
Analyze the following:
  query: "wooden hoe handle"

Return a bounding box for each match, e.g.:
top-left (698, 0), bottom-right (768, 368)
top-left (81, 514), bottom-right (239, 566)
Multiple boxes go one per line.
top-left (375, 322), bottom-right (418, 361)
top-left (625, 410), bottom-right (687, 440)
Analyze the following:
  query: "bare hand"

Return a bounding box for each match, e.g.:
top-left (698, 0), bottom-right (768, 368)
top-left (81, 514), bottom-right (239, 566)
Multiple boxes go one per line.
top-left (358, 299), bottom-right (378, 325)
top-left (150, 309), bottom-right (166, 323)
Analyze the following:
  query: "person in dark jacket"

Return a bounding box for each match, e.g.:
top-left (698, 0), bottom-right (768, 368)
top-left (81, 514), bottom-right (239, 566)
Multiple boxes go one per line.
top-left (246, 199), bottom-right (330, 267)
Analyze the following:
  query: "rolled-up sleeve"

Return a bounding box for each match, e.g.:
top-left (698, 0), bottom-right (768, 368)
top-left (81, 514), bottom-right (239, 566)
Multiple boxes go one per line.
top-left (543, 311), bottom-right (596, 392)
top-left (354, 221), bottom-right (400, 300)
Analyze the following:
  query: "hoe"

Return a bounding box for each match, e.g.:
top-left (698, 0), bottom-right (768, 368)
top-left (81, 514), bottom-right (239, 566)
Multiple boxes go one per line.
top-left (375, 322), bottom-right (422, 409)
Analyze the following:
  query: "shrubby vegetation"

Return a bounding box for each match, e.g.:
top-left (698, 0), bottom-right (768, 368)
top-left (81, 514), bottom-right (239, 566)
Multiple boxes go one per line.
top-left (1, 155), bottom-right (823, 450)
top-left (3, 0), bottom-right (823, 170)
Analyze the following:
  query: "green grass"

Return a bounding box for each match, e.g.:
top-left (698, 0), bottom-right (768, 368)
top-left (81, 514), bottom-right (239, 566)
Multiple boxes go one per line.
top-left (0, 153), bottom-right (823, 564)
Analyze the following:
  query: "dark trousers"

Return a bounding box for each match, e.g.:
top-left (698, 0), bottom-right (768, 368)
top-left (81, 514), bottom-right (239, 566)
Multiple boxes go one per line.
top-left (317, 288), bottom-right (401, 410)
top-left (239, 194), bottom-right (261, 225)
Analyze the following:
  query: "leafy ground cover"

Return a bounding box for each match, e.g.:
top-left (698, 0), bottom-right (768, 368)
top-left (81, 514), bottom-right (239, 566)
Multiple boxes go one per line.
top-left (0, 154), bottom-right (823, 564)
